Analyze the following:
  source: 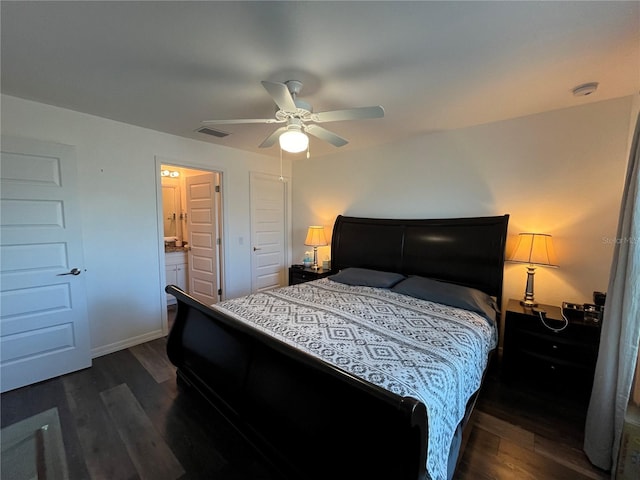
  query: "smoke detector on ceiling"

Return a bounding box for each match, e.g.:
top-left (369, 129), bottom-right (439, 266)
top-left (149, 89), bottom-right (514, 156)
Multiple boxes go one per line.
top-left (572, 82), bottom-right (599, 97)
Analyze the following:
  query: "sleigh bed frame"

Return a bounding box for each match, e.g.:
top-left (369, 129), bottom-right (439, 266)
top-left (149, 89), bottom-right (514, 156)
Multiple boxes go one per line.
top-left (166, 214), bottom-right (509, 480)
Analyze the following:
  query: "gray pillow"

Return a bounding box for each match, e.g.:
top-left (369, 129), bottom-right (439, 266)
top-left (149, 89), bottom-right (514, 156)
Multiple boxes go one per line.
top-left (391, 275), bottom-right (498, 322)
top-left (329, 268), bottom-right (406, 288)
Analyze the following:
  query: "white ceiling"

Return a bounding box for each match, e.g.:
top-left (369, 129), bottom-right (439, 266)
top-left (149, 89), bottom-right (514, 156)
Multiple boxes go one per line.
top-left (2, 1), bottom-right (638, 159)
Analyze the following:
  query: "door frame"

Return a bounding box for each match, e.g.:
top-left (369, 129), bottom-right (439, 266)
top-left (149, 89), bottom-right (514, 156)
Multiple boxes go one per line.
top-left (155, 156), bottom-right (225, 335)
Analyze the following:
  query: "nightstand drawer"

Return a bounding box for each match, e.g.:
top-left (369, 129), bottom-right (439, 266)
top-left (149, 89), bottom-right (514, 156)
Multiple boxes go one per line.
top-left (288, 267), bottom-right (332, 285)
top-left (290, 270), bottom-right (314, 283)
top-left (514, 317), bottom-right (600, 344)
top-left (515, 329), bottom-right (598, 364)
top-left (517, 352), bottom-right (597, 391)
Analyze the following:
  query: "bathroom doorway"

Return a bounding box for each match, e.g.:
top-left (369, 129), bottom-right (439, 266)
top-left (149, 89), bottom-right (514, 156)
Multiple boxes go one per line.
top-left (157, 159), bottom-right (224, 333)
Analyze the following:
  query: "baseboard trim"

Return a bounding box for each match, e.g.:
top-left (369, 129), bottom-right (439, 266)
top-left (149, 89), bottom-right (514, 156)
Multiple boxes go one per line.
top-left (91, 330), bottom-right (165, 359)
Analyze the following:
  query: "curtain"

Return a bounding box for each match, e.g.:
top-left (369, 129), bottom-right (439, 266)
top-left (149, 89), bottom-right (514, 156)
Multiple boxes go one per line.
top-left (584, 111), bottom-right (640, 473)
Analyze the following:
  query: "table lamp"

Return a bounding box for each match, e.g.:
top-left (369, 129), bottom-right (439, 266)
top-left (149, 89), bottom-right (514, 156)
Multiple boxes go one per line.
top-left (304, 226), bottom-right (327, 270)
top-left (508, 233), bottom-right (558, 307)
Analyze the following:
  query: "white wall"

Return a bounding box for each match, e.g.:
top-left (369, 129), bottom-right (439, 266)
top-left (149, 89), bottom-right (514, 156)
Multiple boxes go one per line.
top-left (293, 96), bottom-right (634, 314)
top-left (1, 94), bottom-right (292, 356)
top-left (2, 93), bottom-right (633, 357)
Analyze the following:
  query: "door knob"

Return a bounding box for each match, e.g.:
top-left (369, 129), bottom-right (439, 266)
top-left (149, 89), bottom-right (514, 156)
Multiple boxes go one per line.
top-left (57, 268), bottom-right (81, 276)
top-left (253, 247), bottom-right (261, 251)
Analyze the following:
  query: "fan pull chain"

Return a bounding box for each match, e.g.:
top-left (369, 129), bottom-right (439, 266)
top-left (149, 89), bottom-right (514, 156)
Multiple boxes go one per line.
top-left (307, 144), bottom-right (310, 159)
top-left (279, 147), bottom-right (284, 181)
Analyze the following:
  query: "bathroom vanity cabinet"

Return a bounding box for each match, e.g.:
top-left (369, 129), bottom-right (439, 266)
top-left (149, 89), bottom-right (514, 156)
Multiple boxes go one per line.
top-left (165, 250), bottom-right (188, 305)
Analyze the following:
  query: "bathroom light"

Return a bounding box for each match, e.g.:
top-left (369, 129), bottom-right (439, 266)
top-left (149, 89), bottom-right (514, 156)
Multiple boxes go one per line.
top-left (161, 169), bottom-right (180, 178)
top-left (279, 128), bottom-right (309, 153)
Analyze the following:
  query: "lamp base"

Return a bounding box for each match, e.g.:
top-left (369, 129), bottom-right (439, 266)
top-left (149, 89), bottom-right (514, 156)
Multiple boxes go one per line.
top-left (520, 266), bottom-right (537, 308)
top-left (520, 299), bottom-right (538, 308)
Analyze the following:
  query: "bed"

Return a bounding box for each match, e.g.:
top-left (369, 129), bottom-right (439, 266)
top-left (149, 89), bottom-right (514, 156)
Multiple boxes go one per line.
top-left (166, 214), bottom-right (509, 480)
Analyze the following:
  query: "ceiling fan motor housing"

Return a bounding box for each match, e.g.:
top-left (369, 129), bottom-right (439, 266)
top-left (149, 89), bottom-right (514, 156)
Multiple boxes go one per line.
top-left (284, 80), bottom-right (311, 114)
top-left (294, 99), bottom-right (312, 113)
top-left (275, 99), bottom-right (312, 120)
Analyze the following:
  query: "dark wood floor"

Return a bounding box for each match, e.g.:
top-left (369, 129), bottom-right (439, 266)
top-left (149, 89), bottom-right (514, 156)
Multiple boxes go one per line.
top-left (457, 359), bottom-right (609, 480)
top-left (1, 334), bottom-right (610, 480)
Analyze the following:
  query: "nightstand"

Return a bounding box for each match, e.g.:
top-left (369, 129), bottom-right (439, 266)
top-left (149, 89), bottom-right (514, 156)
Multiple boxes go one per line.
top-left (502, 298), bottom-right (601, 396)
top-left (288, 266), bottom-right (332, 286)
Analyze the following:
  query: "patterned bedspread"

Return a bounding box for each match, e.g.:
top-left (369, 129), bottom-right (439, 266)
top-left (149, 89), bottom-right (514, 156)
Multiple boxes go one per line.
top-left (212, 278), bottom-right (497, 480)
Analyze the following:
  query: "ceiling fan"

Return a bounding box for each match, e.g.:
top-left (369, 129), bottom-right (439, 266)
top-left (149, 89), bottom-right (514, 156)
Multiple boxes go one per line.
top-left (202, 80), bottom-right (384, 153)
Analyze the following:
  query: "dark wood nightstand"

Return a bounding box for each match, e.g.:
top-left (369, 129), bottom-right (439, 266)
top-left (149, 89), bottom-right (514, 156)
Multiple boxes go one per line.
top-left (288, 266), bottom-right (332, 286)
top-left (502, 298), bottom-right (601, 396)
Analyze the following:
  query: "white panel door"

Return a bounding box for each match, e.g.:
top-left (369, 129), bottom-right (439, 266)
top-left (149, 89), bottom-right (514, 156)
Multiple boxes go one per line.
top-left (186, 173), bottom-right (219, 305)
top-left (0, 136), bottom-right (91, 393)
top-left (250, 173), bottom-right (287, 293)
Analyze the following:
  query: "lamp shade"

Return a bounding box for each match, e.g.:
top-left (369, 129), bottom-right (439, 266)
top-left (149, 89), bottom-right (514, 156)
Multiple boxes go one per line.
top-left (304, 226), bottom-right (327, 247)
top-left (279, 129), bottom-right (309, 153)
top-left (509, 233), bottom-right (558, 267)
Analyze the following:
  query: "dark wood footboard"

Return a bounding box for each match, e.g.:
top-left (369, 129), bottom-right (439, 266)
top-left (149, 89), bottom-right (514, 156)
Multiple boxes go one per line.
top-left (166, 285), bottom-right (429, 480)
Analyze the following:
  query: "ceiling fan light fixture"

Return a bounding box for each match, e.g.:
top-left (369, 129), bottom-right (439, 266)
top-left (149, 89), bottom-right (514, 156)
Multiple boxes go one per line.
top-left (279, 129), bottom-right (309, 153)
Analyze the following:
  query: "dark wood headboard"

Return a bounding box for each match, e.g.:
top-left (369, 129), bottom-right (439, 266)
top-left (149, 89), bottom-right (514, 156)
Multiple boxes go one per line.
top-left (330, 214), bottom-right (509, 305)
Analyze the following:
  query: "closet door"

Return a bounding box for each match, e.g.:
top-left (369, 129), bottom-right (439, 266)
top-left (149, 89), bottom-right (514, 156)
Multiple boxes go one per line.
top-left (1, 136), bottom-right (91, 392)
top-left (250, 173), bottom-right (288, 293)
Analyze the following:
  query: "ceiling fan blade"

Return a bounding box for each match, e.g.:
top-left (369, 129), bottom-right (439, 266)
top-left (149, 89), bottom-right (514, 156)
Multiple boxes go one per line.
top-left (259, 127), bottom-right (287, 148)
top-left (202, 118), bottom-right (282, 125)
top-left (305, 124), bottom-right (348, 147)
top-left (312, 105), bottom-right (385, 123)
top-left (261, 81), bottom-right (298, 113)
